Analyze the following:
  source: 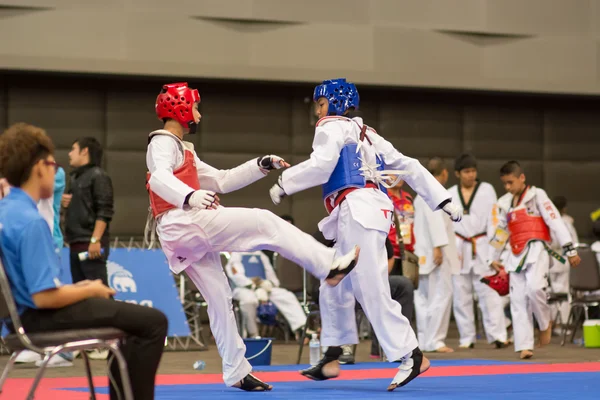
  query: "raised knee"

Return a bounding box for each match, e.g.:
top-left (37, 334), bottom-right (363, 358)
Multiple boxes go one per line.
top-left (255, 208), bottom-right (276, 220)
top-left (152, 309), bottom-right (169, 337)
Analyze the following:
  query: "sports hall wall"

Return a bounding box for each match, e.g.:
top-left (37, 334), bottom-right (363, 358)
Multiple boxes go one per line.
top-left (1, 0), bottom-right (600, 288)
top-left (1, 73), bottom-right (598, 242)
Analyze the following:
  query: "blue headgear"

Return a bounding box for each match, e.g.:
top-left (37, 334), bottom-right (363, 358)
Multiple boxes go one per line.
top-left (313, 78), bottom-right (360, 116)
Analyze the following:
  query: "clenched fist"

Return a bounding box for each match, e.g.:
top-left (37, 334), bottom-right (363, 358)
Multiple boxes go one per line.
top-left (258, 155), bottom-right (290, 171)
top-left (269, 177), bottom-right (286, 205)
top-left (188, 190), bottom-right (220, 210)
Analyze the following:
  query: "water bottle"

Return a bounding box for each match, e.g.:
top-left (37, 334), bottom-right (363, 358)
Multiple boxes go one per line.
top-left (193, 360), bottom-right (206, 370)
top-left (309, 333), bottom-right (320, 366)
top-left (78, 248), bottom-right (105, 261)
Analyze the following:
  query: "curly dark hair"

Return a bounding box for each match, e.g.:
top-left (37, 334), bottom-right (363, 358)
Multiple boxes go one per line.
top-left (0, 123), bottom-right (55, 187)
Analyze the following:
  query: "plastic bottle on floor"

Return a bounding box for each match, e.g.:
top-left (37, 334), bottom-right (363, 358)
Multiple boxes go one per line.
top-left (193, 360), bottom-right (206, 370)
top-left (309, 333), bottom-right (320, 366)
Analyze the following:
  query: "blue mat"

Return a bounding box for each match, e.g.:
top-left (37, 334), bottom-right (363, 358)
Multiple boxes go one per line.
top-left (252, 359), bottom-right (524, 372)
top-left (62, 372), bottom-right (596, 399)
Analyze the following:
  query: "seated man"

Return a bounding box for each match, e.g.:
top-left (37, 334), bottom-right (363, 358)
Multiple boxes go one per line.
top-left (0, 123), bottom-right (168, 400)
top-left (225, 251), bottom-right (307, 338)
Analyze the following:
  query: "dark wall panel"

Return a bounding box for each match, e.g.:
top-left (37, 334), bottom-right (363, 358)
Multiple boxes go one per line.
top-left (464, 105), bottom-right (543, 160)
top-left (1, 72), bottom-right (599, 243)
top-left (544, 109), bottom-right (600, 161)
top-left (379, 101), bottom-right (463, 158)
top-left (7, 84), bottom-right (104, 149)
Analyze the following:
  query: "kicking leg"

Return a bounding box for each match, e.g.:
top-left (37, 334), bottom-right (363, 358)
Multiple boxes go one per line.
top-left (197, 207), bottom-right (359, 285)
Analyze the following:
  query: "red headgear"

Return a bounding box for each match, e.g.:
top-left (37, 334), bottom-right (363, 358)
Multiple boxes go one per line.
top-left (480, 270), bottom-right (510, 296)
top-left (155, 83), bottom-right (200, 133)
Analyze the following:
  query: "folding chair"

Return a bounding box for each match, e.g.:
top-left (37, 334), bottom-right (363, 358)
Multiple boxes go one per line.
top-left (221, 252), bottom-right (247, 338)
top-left (561, 244), bottom-right (600, 346)
top-left (0, 246), bottom-right (133, 400)
top-left (546, 273), bottom-right (570, 327)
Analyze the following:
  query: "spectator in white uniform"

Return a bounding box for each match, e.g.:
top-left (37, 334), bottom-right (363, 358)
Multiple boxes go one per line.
top-left (225, 251), bottom-right (307, 338)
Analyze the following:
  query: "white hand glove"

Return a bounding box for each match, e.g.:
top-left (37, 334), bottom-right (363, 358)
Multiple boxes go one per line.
top-left (442, 201), bottom-right (463, 222)
top-left (259, 280), bottom-right (274, 293)
top-left (269, 176), bottom-right (286, 205)
top-left (258, 155), bottom-right (290, 171)
top-left (188, 190), bottom-right (219, 209)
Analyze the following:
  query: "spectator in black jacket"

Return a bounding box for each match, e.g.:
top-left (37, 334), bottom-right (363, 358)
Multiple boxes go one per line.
top-left (62, 137), bottom-right (114, 287)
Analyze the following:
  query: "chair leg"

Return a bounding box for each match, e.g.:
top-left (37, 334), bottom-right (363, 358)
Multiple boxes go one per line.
top-left (81, 351), bottom-right (97, 400)
top-left (570, 306), bottom-right (582, 343)
top-left (296, 321), bottom-right (309, 364)
top-left (0, 351), bottom-right (20, 393)
top-left (27, 350), bottom-right (60, 400)
top-left (561, 306), bottom-right (573, 346)
top-left (107, 343), bottom-right (134, 400)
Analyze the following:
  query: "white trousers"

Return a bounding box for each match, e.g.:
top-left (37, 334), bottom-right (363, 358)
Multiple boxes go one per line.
top-left (233, 287), bottom-right (307, 335)
top-left (167, 207), bottom-right (336, 386)
top-left (319, 203), bottom-right (418, 362)
top-left (549, 258), bottom-right (570, 324)
top-left (452, 270), bottom-right (508, 346)
top-left (510, 251), bottom-right (551, 352)
top-left (414, 263), bottom-right (453, 351)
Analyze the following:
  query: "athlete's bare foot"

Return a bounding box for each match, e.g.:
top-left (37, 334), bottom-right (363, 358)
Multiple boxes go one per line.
top-left (435, 346), bottom-right (454, 353)
top-left (321, 359), bottom-right (341, 378)
top-left (540, 321), bottom-right (553, 346)
top-left (520, 350), bottom-right (533, 359)
top-left (300, 359), bottom-right (341, 380)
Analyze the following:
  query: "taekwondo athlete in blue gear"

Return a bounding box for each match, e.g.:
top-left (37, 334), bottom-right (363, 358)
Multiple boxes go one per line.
top-left (269, 78), bottom-right (463, 391)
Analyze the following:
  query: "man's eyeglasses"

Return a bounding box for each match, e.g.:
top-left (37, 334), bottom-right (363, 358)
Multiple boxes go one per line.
top-left (43, 160), bottom-right (59, 172)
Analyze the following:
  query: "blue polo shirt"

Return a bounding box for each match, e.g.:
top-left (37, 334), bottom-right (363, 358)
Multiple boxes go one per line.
top-left (0, 188), bottom-right (62, 313)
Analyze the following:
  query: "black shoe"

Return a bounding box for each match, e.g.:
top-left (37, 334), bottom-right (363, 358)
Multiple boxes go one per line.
top-left (236, 373), bottom-right (272, 391)
top-left (494, 340), bottom-right (508, 349)
top-left (339, 345), bottom-right (355, 365)
top-left (300, 346), bottom-right (343, 381)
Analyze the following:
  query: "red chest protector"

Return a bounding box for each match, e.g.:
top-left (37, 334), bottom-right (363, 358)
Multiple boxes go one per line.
top-left (507, 208), bottom-right (550, 255)
top-left (146, 142), bottom-right (200, 218)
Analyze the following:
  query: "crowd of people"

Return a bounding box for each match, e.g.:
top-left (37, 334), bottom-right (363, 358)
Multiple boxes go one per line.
top-left (0, 78), bottom-right (597, 400)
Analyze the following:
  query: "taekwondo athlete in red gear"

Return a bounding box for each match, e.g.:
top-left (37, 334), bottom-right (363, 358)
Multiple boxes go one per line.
top-left (268, 78), bottom-right (463, 391)
top-left (487, 161), bottom-right (581, 359)
top-left (145, 83), bottom-right (360, 391)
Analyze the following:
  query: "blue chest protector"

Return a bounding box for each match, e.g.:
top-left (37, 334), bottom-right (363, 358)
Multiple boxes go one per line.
top-left (322, 143), bottom-right (385, 200)
top-left (241, 254), bottom-right (267, 280)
